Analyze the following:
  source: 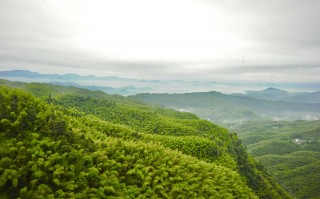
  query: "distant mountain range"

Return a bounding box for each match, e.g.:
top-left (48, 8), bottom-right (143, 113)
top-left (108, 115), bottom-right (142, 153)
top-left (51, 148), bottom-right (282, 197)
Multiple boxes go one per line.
top-left (233, 87), bottom-right (320, 103)
top-left (1, 70), bottom-right (319, 97)
top-left (1, 70), bottom-right (319, 123)
top-left (130, 91), bottom-right (320, 124)
top-left (49, 81), bottom-right (151, 96)
top-left (0, 70), bottom-right (127, 81)
top-left (0, 70), bottom-right (154, 95)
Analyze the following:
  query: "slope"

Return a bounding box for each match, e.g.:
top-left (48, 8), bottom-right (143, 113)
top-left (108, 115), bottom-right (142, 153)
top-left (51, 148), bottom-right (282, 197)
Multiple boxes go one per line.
top-left (229, 120), bottom-right (320, 198)
top-left (0, 81), bottom-right (290, 198)
top-left (281, 91), bottom-right (320, 104)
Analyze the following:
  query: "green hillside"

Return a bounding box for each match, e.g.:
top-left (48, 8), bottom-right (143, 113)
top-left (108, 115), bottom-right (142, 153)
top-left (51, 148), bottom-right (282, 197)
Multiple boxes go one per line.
top-left (130, 92), bottom-right (320, 124)
top-left (130, 91), bottom-right (320, 198)
top-left (229, 120), bottom-right (320, 199)
top-left (0, 80), bottom-right (290, 198)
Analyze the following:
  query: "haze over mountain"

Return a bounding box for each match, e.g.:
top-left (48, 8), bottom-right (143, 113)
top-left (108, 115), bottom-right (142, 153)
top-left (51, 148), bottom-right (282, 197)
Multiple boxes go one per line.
top-left (131, 91), bottom-right (320, 124)
top-left (234, 87), bottom-right (320, 103)
top-left (1, 1), bottom-right (320, 198)
top-left (1, 70), bottom-right (320, 95)
top-left (234, 88), bottom-right (290, 100)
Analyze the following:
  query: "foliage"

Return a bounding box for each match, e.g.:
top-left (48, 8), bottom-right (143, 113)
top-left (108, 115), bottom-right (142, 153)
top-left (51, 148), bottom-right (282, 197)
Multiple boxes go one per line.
top-left (0, 82), bottom-right (291, 198)
top-left (231, 120), bottom-right (320, 198)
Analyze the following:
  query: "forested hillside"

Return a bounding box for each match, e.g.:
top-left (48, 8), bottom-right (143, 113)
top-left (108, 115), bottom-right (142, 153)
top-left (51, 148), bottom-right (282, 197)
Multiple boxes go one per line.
top-left (130, 91), bottom-right (320, 198)
top-left (0, 80), bottom-right (290, 198)
top-left (131, 92), bottom-right (320, 124)
top-left (229, 120), bottom-right (320, 198)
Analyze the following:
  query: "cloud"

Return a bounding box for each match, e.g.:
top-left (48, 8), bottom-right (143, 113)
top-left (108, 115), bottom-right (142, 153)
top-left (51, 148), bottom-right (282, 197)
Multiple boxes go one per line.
top-left (0, 0), bottom-right (320, 83)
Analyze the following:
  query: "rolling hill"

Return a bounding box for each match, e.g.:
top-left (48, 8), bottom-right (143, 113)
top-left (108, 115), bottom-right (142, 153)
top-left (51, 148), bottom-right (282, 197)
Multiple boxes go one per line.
top-left (130, 91), bottom-right (320, 198)
top-left (131, 91), bottom-right (320, 124)
top-left (0, 79), bottom-right (290, 198)
top-left (234, 87), bottom-right (320, 103)
top-left (2, 70), bottom-right (319, 97)
top-left (229, 120), bottom-right (320, 198)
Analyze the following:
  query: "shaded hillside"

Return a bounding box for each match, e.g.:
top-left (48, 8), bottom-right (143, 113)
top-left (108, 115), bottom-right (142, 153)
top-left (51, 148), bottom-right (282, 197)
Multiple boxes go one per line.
top-left (281, 91), bottom-right (320, 104)
top-left (131, 92), bottom-right (320, 124)
top-left (228, 120), bottom-right (320, 199)
top-left (0, 81), bottom-right (290, 198)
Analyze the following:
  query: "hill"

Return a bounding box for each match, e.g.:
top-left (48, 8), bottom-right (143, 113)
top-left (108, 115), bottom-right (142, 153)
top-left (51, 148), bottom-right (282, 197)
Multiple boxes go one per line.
top-left (2, 70), bottom-right (319, 97)
top-left (234, 87), bottom-right (320, 103)
top-left (228, 120), bottom-right (320, 198)
top-left (281, 91), bottom-right (320, 103)
top-left (130, 91), bottom-right (320, 124)
top-left (238, 87), bottom-right (289, 100)
top-left (49, 81), bottom-right (151, 96)
top-left (131, 91), bottom-right (320, 198)
top-left (0, 80), bottom-right (290, 198)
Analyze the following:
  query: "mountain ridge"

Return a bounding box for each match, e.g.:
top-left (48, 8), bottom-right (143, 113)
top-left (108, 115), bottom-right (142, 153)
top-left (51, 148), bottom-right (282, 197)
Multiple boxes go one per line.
top-left (1, 70), bottom-right (319, 96)
top-left (130, 91), bottom-right (320, 123)
top-left (0, 79), bottom-right (290, 198)
top-left (233, 87), bottom-right (320, 103)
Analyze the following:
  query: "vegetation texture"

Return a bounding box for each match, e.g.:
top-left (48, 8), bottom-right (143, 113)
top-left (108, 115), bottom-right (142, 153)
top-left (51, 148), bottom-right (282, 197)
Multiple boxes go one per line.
top-left (0, 80), bottom-right (290, 198)
top-left (230, 121), bottom-right (320, 199)
top-left (131, 91), bottom-right (320, 198)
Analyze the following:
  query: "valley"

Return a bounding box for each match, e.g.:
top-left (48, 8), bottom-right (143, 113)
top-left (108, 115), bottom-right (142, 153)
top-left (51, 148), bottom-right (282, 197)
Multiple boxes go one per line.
top-left (0, 80), bottom-right (290, 198)
top-left (131, 91), bottom-right (320, 124)
top-left (1, 76), bottom-right (319, 198)
top-left (228, 120), bottom-right (320, 198)
top-left (1, 1), bottom-right (319, 198)
top-left (131, 91), bottom-right (320, 198)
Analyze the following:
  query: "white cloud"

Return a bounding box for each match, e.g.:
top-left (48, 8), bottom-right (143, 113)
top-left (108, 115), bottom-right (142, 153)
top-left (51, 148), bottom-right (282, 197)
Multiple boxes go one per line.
top-left (0, 0), bottom-right (319, 83)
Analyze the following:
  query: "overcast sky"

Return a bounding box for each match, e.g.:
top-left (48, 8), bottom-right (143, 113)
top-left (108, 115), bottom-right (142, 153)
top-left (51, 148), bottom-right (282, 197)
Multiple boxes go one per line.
top-left (0, 0), bottom-right (320, 83)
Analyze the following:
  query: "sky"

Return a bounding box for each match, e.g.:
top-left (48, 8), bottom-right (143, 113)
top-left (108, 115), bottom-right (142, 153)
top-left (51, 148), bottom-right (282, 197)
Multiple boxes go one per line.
top-left (0, 0), bottom-right (320, 83)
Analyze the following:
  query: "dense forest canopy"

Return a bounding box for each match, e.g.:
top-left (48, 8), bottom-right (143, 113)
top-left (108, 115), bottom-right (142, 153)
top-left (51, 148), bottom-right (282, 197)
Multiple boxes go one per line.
top-left (131, 91), bottom-right (320, 199)
top-left (230, 120), bottom-right (320, 198)
top-left (0, 80), bottom-right (290, 198)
